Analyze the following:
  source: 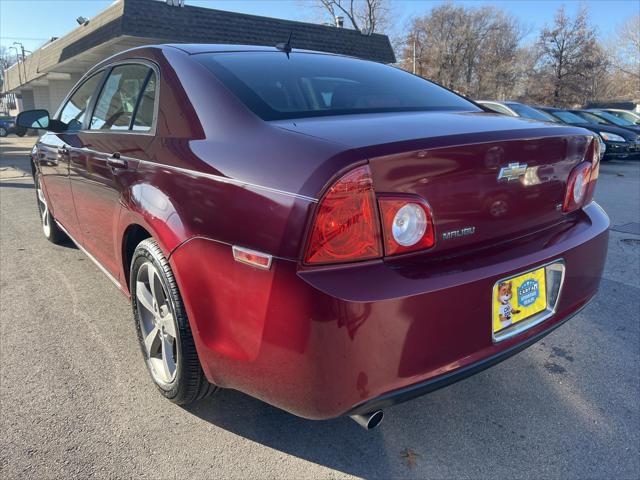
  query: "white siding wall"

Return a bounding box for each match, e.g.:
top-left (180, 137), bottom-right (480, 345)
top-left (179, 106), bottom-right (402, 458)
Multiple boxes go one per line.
top-left (48, 77), bottom-right (80, 114)
top-left (32, 86), bottom-right (52, 112)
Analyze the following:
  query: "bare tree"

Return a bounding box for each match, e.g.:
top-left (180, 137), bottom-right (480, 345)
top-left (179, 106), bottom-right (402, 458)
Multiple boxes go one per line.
top-left (316, 0), bottom-right (389, 34)
top-left (533, 6), bottom-right (601, 106)
top-left (401, 4), bottom-right (525, 99)
top-left (0, 46), bottom-right (19, 92)
top-left (605, 15), bottom-right (640, 99)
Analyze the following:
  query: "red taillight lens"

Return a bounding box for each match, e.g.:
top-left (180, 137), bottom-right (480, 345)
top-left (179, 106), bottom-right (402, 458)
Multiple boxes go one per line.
top-left (563, 161), bottom-right (592, 213)
top-left (563, 138), bottom-right (600, 213)
top-left (304, 165), bottom-right (382, 265)
top-left (584, 139), bottom-right (600, 205)
top-left (378, 197), bottom-right (435, 255)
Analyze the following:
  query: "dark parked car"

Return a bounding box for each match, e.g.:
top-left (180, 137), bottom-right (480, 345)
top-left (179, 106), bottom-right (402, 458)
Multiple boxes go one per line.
top-left (539, 107), bottom-right (640, 160)
top-left (582, 109), bottom-right (640, 134)
top-left (17, 45), bottom-right (608, 429)
top-left (0, 116), bottom-right (26, 137)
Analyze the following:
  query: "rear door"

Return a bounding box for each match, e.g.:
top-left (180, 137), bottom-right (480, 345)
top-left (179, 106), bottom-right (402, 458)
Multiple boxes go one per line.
top-left (71, 63), bottom-right (158, 278)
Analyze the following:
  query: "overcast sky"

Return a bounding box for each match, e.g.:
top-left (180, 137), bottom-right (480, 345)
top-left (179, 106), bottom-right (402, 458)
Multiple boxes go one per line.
top-left (1, 0), bottom-right (638, 55)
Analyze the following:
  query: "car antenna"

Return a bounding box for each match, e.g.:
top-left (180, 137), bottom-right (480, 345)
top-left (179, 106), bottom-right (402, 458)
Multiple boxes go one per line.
top-left (276, 32), bottom-right (293, 58)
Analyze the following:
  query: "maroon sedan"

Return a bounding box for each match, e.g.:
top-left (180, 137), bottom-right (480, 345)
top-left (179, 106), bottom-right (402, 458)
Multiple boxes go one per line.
top-left (17, 44), bottom-right (608, 429)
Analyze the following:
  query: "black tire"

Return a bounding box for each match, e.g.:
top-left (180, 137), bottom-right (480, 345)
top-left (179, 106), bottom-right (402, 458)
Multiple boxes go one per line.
top-left (34, 173), bottom-right (68, 244)
top-left (131, 238), bottom-right (218, 404)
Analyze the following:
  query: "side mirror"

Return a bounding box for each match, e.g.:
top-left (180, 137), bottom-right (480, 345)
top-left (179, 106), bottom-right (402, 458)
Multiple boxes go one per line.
top-left (16, 109), bottom-right (51, 130)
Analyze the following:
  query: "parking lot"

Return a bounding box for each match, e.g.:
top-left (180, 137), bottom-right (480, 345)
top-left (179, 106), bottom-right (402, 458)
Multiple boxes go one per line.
top-left (1, 135), bottom-right (638, 479)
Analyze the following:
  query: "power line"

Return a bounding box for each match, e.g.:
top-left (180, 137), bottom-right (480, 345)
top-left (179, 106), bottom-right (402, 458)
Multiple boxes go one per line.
top-left (0, 37), bottom-right (49, 41)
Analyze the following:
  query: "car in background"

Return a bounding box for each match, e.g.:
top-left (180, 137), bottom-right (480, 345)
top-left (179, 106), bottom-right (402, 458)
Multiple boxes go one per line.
top-left (477, 100), bottom-right (558, 122)
top-left (582, 109), bottom-right (640, 134)
top-left (600, 109), bottom-right (640, 125)
top-left (0, 116), bottom-right (26, 137)
top-left (539, 107), bottom-right (639, 160)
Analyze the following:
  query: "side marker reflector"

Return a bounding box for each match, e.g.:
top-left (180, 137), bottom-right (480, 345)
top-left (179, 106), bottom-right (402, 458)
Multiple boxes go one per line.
top-left (232, 246), bottom-right (272, 270)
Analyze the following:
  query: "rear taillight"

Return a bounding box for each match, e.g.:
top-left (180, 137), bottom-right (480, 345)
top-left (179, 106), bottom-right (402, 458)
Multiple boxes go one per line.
top-left (378, 197), bottom-right (435, 255)
top-left (563, 162), bottom-right (591, 213)
top-left (563, 138), bottom-right (599, 213)
top-left (304, 165), bottom-right (382, 264)
top-left (304, 165), bottom-right (436, 264)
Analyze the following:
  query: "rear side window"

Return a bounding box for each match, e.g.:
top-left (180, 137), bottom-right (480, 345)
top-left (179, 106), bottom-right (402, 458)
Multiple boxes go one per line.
top-left (59, 73), bottom-right (104, 131)
top-left (90, 64), bottom-right (155, 131)
top-left (132, 72), bottom-right (157, 131)
top-left (195, 52), bottom-right (480, 120)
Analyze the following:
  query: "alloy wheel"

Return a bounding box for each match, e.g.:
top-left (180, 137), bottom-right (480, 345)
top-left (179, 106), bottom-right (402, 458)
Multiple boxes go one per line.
top-left (135, 261), bottom-right (179, 385)
top-left (35, 177), bottom-right (51, 237)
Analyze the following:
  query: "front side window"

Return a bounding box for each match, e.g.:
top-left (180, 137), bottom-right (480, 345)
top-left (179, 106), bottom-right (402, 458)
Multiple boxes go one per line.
top-left (59, 73), bottom-right (104, 131)
top-left (554, 111), bottom-right (588, 124)
top-left (90, 64), bottom-right (153, 131)
top-left (195, 52), bottom-right (480, 120)
top-left (575, 112), bottom-right (607, 125)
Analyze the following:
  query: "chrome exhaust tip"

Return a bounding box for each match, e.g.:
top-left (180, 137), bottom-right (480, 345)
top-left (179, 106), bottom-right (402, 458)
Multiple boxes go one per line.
top-left (350, 410), bottom-right (384, 430)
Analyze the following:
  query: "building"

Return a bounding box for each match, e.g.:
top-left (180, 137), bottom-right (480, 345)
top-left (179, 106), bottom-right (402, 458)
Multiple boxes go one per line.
top-left (1, 0), bottom-right (395, 115)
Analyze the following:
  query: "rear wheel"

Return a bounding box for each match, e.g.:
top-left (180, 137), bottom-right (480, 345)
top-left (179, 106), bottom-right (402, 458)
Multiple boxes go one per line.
top-left (131, 238), bottom-right (218, 404)
top-left (34, 173), bottom-right (68, 244)
top-left (0, 127), bottom-right (7, 137)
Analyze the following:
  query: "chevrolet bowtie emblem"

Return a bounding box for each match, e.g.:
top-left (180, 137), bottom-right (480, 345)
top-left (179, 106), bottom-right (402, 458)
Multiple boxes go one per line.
top-left (497, 163), bottom-right (528, 181)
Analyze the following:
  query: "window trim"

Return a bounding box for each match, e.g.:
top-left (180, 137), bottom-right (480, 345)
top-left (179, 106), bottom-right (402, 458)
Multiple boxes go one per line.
top-left (56, 58), bottom-right (160, 136)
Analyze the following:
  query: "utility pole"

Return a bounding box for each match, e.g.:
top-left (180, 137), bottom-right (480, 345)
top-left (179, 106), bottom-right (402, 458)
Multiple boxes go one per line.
top-left (413, 37), bottom-right (416, 74)
top-left (13, 42), bottom-right (27, 86)
top-left (412, 31), bottom-right (423, 76)
top-left (8, 46), bottom-right (22, 86)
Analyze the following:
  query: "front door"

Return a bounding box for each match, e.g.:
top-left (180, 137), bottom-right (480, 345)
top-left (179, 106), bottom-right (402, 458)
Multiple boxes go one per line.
top-left (38, 72), bottom-right (105, 239)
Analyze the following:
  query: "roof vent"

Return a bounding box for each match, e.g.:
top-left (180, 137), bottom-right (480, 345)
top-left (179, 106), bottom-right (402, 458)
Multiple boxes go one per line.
top-left (335, 16), bottom-right (344, 28)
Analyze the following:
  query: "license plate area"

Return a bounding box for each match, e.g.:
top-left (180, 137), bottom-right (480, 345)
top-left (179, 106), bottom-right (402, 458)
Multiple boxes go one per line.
top-left (492, 261), bottom-right (565, 343)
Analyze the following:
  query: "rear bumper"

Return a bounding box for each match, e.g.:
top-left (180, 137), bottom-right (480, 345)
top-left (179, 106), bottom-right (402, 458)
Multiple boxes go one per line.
top-left (171, 202), bottom-right (609, 419)
top-left (347, 299), bottom-right (590, 415)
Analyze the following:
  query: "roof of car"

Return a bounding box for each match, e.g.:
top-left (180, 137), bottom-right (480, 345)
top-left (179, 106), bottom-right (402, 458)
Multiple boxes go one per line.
top-left (165, 43), bottom-right (346, 57)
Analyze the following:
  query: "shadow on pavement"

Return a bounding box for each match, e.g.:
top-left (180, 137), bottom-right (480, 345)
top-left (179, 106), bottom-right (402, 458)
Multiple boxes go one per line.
top-left (183, 389), bottom-right (394, 478)
top-left (0, 182), bottom-right (34, 189)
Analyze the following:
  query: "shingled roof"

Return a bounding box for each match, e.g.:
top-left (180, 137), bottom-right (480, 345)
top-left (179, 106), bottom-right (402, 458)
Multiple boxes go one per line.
top-left (2, 0), bottom-right (395, 93)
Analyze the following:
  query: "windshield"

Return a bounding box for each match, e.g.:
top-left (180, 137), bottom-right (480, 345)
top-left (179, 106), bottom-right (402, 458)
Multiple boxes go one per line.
top-left (553, 111), bottom-right (589, 124)
top-left (196, 52), bottom-right (480, 120)
top-left (592, 110), bottom-right (634, 126)
top-left (507, 103), bottom-right (556, 121)
top-left (610, 110), bottom-right (640, 124)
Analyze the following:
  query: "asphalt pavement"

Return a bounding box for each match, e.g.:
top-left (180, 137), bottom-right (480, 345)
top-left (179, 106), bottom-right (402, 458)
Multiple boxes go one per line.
top-left (1, 135), bottom-right (639, 479)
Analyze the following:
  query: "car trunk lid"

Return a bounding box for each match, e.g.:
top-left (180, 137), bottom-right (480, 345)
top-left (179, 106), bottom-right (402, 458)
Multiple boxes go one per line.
top-left (274, 111), bottom-right (593, 256)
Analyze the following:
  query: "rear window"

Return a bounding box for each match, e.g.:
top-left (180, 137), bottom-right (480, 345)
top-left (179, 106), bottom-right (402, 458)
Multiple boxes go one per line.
top-left (195, 52), bottom-right (480, 120)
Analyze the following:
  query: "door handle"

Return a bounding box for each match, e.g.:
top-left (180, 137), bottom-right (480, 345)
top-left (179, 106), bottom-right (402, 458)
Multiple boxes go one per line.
top-left (106, 152), bottom-right (128, 169)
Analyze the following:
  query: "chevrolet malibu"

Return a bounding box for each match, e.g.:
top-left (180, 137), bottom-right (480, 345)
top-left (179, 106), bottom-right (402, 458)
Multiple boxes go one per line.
top-left (17, 44), bottom-right (609, 429)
